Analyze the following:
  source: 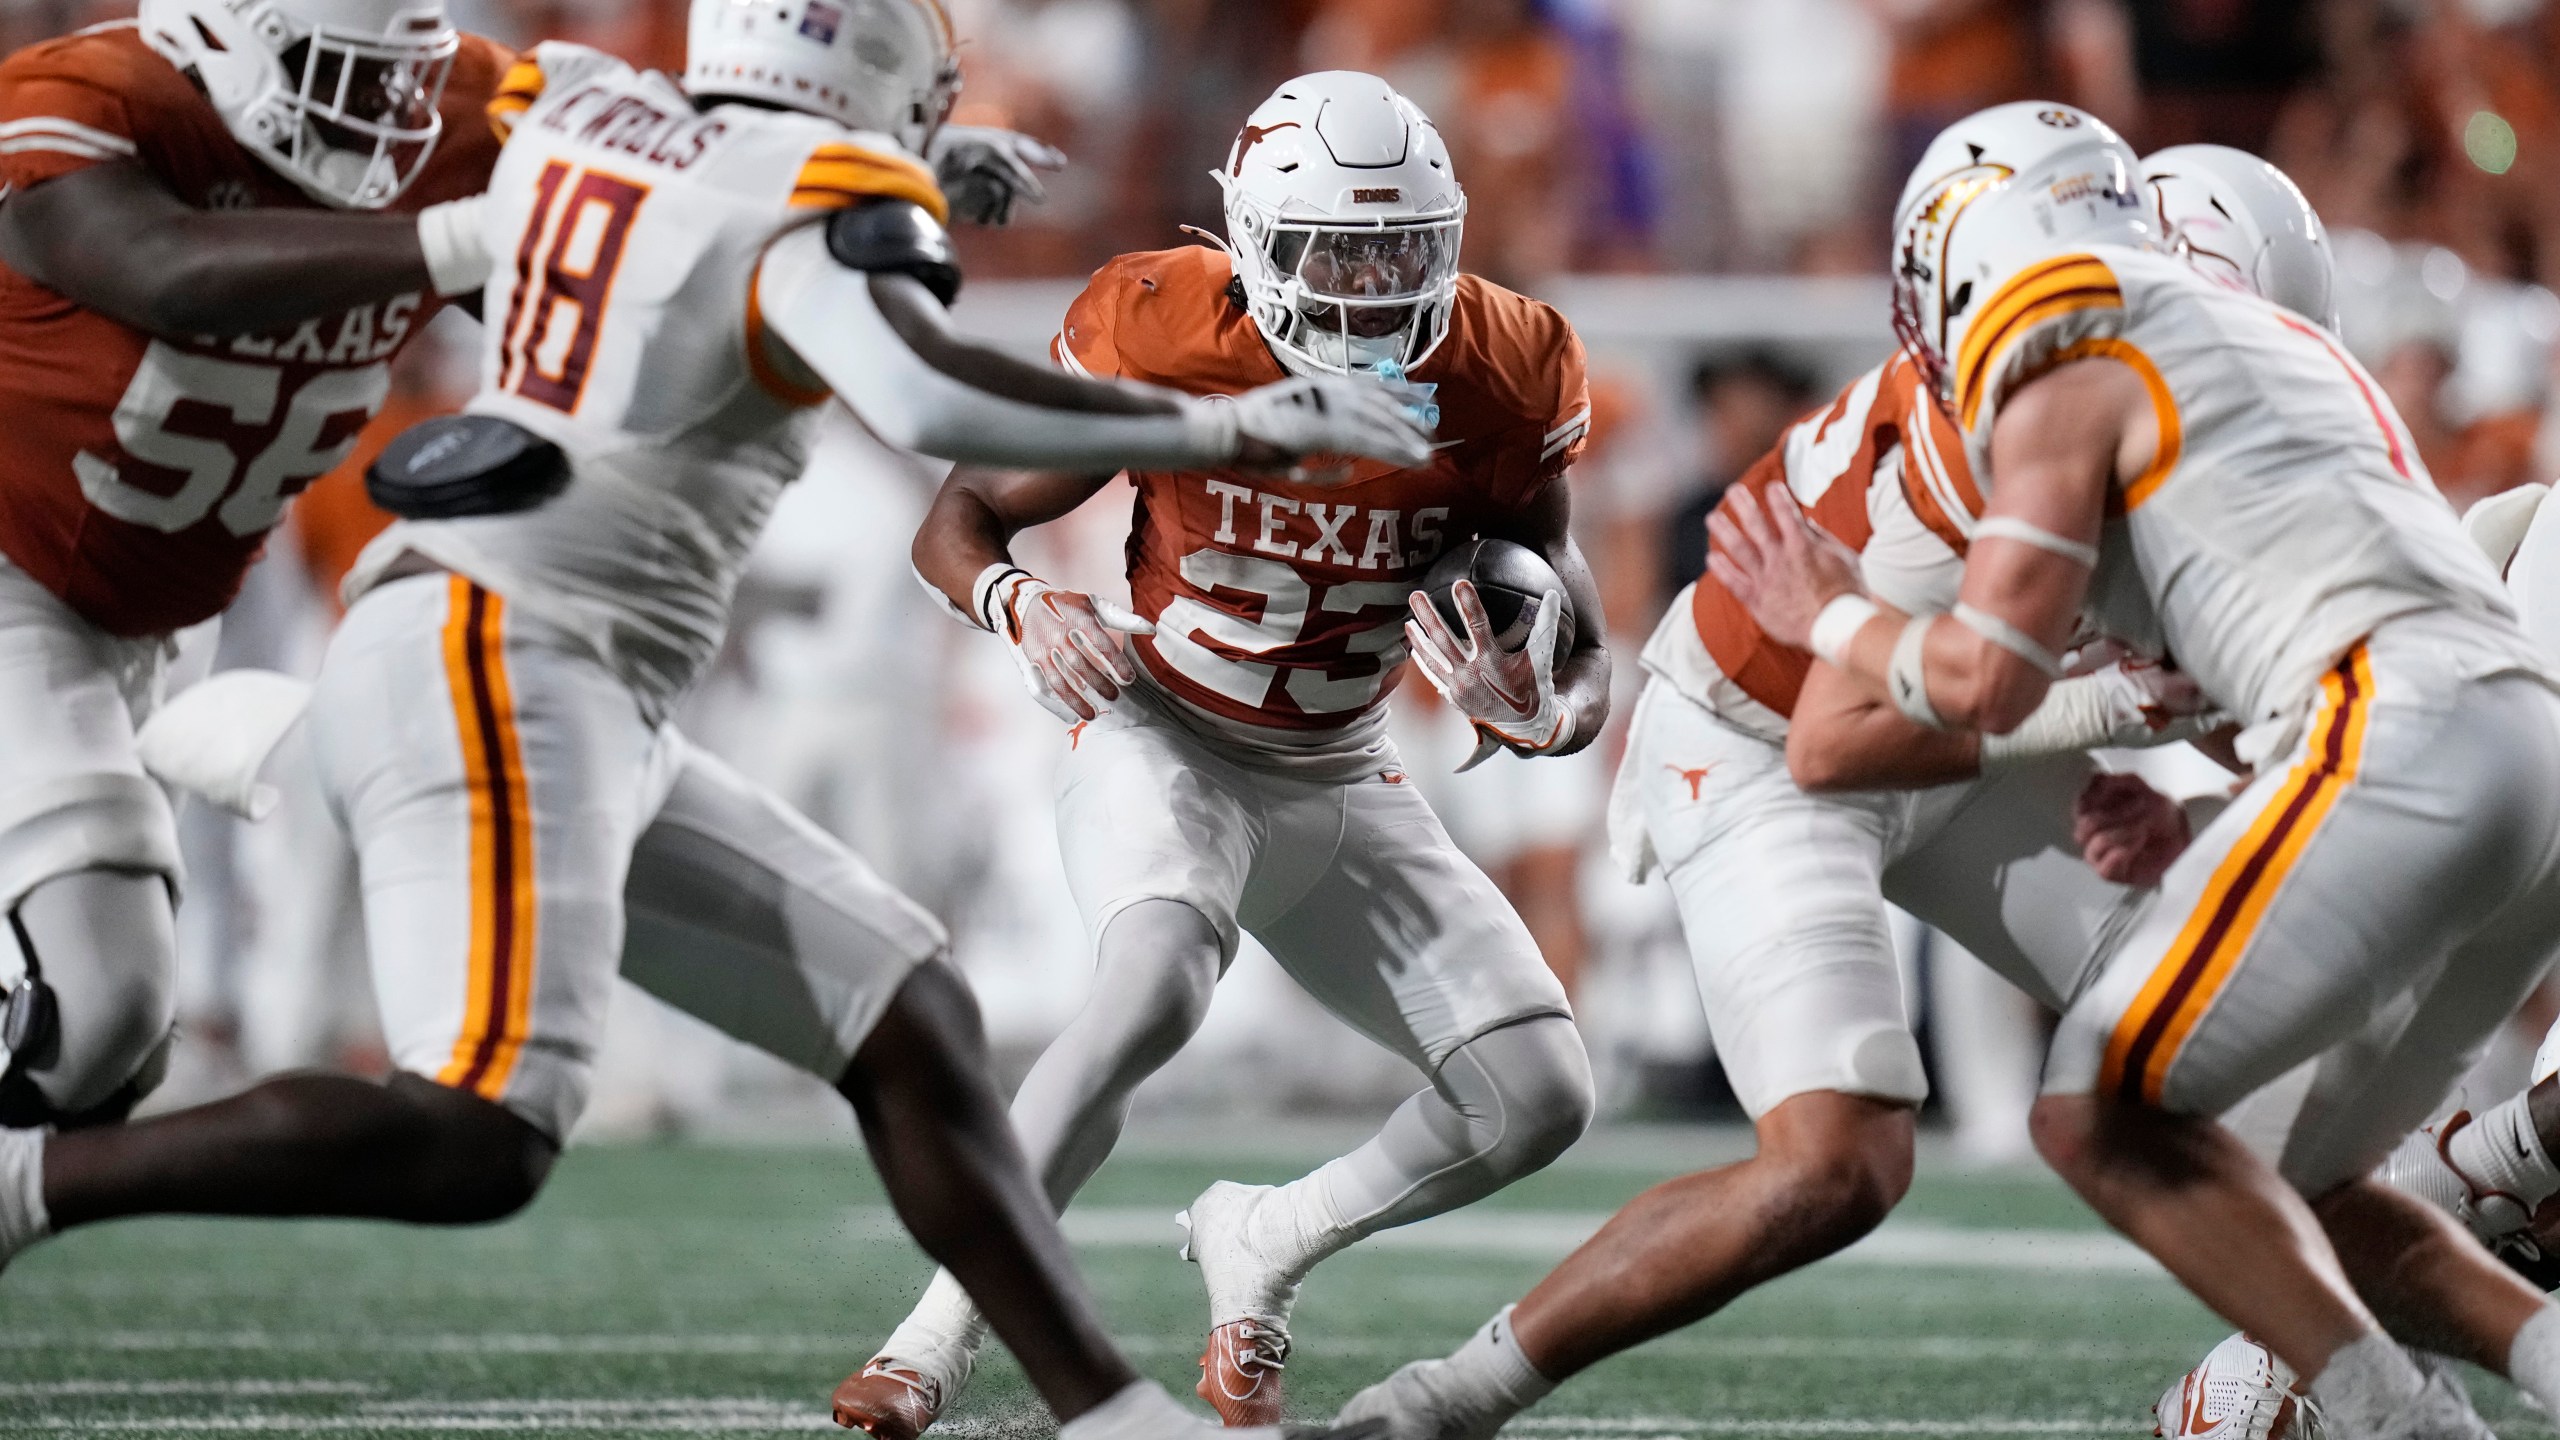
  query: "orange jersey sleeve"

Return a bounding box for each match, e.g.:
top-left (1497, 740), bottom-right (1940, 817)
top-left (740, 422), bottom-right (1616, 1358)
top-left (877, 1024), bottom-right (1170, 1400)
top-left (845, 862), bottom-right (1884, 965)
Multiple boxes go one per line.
top-left (1431, 276), bottom-right (1591, 513)
top-left (1081, 250), bottom-right (1592, 732)
top-left (0, 25), bottom-right (167, 190)
top-left (0, 27), bottom-right (504, 636)
top-left (1690, 353), bottom-right (1975, 718)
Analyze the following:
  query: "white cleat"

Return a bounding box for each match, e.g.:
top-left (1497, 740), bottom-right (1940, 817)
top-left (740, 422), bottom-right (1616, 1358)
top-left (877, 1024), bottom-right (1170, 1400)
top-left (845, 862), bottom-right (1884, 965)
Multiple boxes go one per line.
top-left (1335, 1356), bottom-right (1514, 1440)
top-left (2154, 1333), bottom-right (2316, 1440)
top-left (2382, 1115), bottom-right (2534, 1244)
top-left (1179, 1181), bottom-right (1303, 1426)
top-left (0, 1125), bottom-right (49, 1275)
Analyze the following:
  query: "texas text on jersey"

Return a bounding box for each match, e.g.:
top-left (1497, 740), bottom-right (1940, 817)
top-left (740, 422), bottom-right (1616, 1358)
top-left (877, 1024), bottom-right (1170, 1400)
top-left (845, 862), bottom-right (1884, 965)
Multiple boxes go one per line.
top-left (1689, 349), bottom-right (1976, 720)
top-left (1055, 244), bottom-right (1591, 732)
top-left (0, 21), bottom-right (506, 637)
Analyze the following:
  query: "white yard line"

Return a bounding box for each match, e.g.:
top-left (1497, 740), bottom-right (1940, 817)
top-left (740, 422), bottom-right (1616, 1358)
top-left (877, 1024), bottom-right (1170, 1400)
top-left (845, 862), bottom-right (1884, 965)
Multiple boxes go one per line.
top-left (1518, 1421), bottom-right (2123, 1436)
top-left (0, 1380), bottom-right (378, 1397)
top-left (0, 1413), bottom-right (2145, 1437)
top-left (0, 1331), bottom-right (2194, 1360)
top-left (0, 1331), bottom-right (2200, 1362)
top-left (991, 1207), bottom-right (2159, 1274)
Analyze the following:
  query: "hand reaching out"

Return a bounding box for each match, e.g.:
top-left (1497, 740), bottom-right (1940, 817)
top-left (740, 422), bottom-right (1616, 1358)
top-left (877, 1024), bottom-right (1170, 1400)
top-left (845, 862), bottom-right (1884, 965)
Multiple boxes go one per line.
top-left (2074, 771), bottom-right (2189, 888)
top-left (1705, 484), bottom-right (1866, 650)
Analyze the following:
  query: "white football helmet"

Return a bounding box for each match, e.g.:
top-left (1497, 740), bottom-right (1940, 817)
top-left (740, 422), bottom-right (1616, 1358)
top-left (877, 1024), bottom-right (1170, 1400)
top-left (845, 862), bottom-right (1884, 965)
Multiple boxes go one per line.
top-left (136, 0), bottom-right (456, 209)
top-left (1890, 101), bottom-right (2153, 405)
top-left (1216, 72), bottom-right (1467, 379)
top-left (687, 0), bottom-right (960, 156)
top-left (2143, 145), bottom-right (2336, 327)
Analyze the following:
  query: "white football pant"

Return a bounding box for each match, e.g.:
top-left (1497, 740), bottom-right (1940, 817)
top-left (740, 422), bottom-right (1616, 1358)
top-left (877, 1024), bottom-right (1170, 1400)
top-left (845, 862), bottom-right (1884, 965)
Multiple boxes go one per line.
top-left (1614, 676), bottom-right (2140, 1118)
top-left (307, 573), bottom-right (946, 1141)
top-left (2047, 615), bottom-right (2560, 1195)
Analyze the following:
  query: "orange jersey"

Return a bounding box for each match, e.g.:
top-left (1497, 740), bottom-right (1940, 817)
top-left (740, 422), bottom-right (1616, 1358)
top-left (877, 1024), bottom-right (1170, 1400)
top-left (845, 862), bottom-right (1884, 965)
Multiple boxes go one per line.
top-left (0, 22), bottom-right (507, 636)
top-left (1692, 350), bottom-right (1979, 718)
top-left (1057, 246), bottom-right (1590, 732)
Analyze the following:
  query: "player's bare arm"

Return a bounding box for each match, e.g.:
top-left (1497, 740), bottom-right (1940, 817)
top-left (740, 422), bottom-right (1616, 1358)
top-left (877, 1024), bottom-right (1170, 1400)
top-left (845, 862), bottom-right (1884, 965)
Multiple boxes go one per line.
top-left (0, 160), bottom-right (479, 338)
top-left (1784, 660), bottom-right (1985, 790)
top-left (1716, 359), bottom-right (2152, 787)
top-left (758, 227), bottom-right (1431, 479)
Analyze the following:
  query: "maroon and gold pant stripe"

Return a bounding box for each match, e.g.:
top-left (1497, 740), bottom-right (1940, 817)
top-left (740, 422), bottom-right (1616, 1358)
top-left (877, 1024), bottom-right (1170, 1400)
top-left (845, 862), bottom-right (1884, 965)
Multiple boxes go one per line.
top-left (435, 576), bottom-right (538, 1100)
top-left (2100, 646), bottom-right (2376, 1104)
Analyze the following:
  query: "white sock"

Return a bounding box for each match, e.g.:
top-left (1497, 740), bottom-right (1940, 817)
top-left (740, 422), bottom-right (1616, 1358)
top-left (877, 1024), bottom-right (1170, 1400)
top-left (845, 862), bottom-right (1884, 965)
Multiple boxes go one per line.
top-left (1059, 1379), bottom-right (1195, 1440)
top-left (2447, 1093), bottom-right (2560, 1214)
top-left (877, 1269), bottom-right (988, 1387)
top-left (2507, 1306), bottom-right (2560, 1415)
top-left (0, 1127), bottom-right (50, 1261)
top-left (2309, 1332), bottom-right (2428, 1438)
top-left (1444, 1306), bottom-right (1557, 1411)
top-left (1249, 1169), bottom-right (1359, 1280)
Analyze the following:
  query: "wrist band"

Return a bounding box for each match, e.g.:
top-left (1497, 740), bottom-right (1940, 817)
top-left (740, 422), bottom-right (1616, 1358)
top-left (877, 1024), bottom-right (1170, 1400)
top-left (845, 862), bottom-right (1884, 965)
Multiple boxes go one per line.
top-left (416, 195), bottom-right (492, 298)
top-left (1808, 594), bottom-right (1880, 668)
top-left (1973, 516), bottom-right (2101, 567)
top-left (972, 563), bottom-right (1035, 634)
top-left (1181, 394), bottom-right (1241, 464)
top-left (1888, 614), bottom-right (1947, 730)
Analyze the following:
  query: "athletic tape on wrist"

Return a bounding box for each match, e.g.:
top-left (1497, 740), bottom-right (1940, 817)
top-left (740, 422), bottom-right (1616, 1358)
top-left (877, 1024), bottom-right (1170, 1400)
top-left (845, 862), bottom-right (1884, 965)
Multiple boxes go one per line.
top-left (416, 196), bottom-right (492, 298)
top-left (1978, 671), bottom-right (2119, 764)
top-left (1888, 614), bottom-right (1948, 730)
top-left (1973, 516), bottom-right (2101, 567)
top-left (1953, 603), bottom-right (2065, 678)
top-left (1808, 594), bottom-right (1880, 668)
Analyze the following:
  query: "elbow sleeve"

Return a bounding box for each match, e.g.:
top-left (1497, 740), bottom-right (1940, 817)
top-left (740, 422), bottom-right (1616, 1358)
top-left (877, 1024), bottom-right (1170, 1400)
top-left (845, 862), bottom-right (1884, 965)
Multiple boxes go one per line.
top-left (824, 199), bottom-right (962, 307)
top-left (756, 228), bottom-right (1227, 472)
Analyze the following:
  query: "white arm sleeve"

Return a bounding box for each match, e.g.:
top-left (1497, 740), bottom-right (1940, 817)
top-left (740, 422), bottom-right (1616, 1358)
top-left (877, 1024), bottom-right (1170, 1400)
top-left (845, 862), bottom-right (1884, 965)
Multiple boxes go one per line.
top-left (756, 227), bottom-right (1239, 471)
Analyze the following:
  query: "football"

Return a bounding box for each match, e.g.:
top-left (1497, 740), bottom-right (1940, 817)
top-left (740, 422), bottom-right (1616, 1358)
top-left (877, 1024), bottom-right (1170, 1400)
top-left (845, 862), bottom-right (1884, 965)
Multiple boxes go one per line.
top-left (1421, 538), bottom-right (1578, 658)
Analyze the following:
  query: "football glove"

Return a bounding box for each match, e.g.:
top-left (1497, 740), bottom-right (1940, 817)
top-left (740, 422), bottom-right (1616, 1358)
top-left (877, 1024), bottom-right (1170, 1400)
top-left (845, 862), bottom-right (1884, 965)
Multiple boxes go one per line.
top-left (987, 572), bottom-right (1156, 724)
top-left (1218, 375), bottom-right (1436, 471)
top-left (1406, 580), bottom-right (1571, 771)
top-left (927, 126), bottom-right (1067, 227)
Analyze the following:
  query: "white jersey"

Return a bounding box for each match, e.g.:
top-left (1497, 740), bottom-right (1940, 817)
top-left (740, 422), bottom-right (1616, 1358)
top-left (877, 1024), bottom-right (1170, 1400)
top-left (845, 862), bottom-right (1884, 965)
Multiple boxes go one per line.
top-left (348, 44), bottom-right (947, 721)
top-left (1958, 245), bottom-right (2542, 731)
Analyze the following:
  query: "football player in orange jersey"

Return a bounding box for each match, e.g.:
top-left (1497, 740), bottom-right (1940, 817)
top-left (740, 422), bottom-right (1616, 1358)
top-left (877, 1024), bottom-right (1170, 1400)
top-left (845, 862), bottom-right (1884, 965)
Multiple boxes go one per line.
top-left (0, 0), bottom-right (508, 1130)
top-left (835, 72), bottom-right (1608, 1437)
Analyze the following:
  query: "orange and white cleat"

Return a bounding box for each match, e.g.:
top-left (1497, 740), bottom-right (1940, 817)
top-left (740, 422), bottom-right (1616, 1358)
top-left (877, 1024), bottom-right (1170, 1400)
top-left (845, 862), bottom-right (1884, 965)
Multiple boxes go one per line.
top-left (1197, 1317), bottom-right (1291, 1427)
top-left (1180, 1180), bottom-right (1330, 1427)
top-left (2154, 1334), bottom-right (2316, 1440)
top-left (834, 1357), bottom-right (949, 1440)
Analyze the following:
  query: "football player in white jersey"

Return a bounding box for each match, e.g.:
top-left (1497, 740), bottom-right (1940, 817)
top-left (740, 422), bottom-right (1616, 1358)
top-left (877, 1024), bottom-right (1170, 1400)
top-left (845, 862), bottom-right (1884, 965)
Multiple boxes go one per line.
top-left (1711, 104), bottom-right (2560, 1440)
top-left (1320, 121), bottom-right (2329, 1440)
top-left (836, 72), bottom-right (1608, 1439)
top-left (0, 4), bottom-right (1431, 1436)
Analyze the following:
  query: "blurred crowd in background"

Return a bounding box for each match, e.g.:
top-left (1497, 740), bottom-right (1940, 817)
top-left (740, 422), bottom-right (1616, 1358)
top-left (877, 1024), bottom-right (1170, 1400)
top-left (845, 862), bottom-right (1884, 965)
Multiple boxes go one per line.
top-left (8, 0), bottom-right (2560, 1155)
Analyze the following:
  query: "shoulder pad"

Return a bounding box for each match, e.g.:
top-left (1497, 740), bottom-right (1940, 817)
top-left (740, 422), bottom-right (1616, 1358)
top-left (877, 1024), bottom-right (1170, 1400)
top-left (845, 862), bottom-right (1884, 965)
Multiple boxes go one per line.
top-left (825, 199), bottom-right (963, 307)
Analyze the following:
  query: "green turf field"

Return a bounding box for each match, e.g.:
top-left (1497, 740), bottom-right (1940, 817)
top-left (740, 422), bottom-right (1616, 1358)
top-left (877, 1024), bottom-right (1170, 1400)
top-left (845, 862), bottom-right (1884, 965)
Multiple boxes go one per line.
top-left (0, 1127), bottom-right (2542, 1436)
